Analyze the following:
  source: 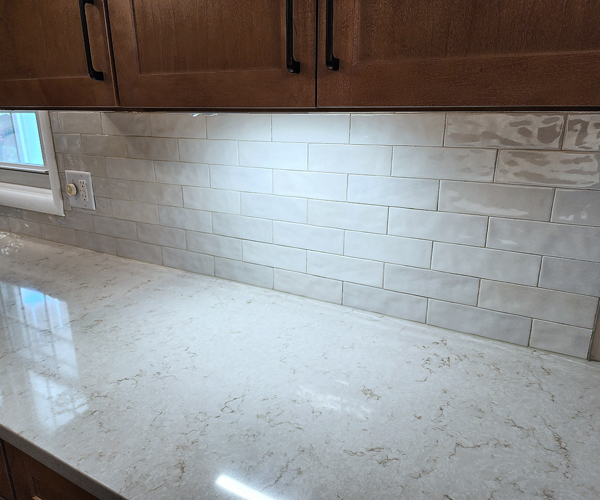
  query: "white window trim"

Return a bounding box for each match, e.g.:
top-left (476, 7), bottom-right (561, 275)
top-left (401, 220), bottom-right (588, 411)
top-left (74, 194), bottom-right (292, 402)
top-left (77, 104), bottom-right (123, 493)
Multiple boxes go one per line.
top-left (0, 111), bottom-right (64, 216)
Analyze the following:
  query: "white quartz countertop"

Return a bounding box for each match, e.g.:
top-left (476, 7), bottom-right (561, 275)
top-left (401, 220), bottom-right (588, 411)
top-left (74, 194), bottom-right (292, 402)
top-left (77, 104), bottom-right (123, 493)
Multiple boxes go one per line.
top-left (1, 232), bottom-right (600, 500)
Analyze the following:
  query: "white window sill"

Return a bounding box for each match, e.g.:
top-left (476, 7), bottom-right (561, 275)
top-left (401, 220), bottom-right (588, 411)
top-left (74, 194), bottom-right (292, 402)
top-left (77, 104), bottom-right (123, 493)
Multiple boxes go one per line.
top-left (0, 182), bottom-right (64, 216)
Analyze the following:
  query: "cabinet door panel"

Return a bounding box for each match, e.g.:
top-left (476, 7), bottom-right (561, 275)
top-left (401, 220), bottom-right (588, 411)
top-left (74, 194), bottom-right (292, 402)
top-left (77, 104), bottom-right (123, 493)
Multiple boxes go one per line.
top-left (4, 442), bottom-right (98, 500)
top-left (0, 0), bottom-right (117, 108)
top-left (0, 442), bottom-right (14, 500)
top-left (318, 0), bottom-right (600, 107)
top-left (108, 0), bottom-right (316, 108)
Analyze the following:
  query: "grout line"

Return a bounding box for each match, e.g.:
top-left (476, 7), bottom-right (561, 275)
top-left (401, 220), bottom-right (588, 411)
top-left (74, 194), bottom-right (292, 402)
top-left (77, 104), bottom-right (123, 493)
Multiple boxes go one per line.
top-left (549, 187), bottom-right (557, 222)
top-left (442, 113), bottom-right (448, 147)
top-left (558, 113), bottom-right (568, 151)
top-left (492, 149), bottom-right (499, 183)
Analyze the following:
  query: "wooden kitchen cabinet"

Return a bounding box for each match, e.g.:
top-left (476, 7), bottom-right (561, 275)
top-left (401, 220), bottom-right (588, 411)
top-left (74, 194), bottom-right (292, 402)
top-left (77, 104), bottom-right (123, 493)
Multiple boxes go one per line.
top-left (0, 0), bottom-right (117, 108)
top-left (317, 0), bottom-right (600, 107)
top-left (106, 0), bottom-right (317, 108)
top-left (3, 441), bottom-right (99, 500)
top-left (0, 441), bottom-right (14, 500)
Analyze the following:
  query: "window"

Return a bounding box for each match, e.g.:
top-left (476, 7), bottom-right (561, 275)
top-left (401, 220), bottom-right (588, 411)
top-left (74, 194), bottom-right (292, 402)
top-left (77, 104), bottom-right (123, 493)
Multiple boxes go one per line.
top-left (0, 111), bottom-right (64, 216)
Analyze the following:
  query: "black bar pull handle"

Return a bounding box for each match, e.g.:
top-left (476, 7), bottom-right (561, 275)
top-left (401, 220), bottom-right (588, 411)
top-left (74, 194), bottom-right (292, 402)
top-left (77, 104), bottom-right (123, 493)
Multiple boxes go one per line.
top-left (78, 0), bottom-right (104, 81)
top-left (326, 0), bottom-right (339, 70)
top-left (286, 0), bottom-right (300, 73)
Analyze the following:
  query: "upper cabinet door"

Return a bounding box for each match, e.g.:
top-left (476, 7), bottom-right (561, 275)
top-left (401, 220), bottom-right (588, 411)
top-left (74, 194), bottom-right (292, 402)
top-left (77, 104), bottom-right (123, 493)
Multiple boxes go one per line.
top-left (0, 0), bottom-right (117, 108)
top-left (107, 0), bottom-right (317, 108)
top-left (318, 0), bottom-right (600, 108)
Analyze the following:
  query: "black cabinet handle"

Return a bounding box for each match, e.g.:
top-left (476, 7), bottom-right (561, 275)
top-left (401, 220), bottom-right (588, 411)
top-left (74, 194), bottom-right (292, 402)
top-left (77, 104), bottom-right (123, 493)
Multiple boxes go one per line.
top-left (286, 0), bottom-right (300, 73)
top-left (78, 0), bottom-right (104, 81)
top-left (326, 0), bottom-right (339, 71)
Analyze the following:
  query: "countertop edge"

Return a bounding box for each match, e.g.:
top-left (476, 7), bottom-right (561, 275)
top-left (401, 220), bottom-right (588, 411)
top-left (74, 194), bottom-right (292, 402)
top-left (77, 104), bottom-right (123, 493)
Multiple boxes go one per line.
top-left (0, 424), bottom-right (127, 500)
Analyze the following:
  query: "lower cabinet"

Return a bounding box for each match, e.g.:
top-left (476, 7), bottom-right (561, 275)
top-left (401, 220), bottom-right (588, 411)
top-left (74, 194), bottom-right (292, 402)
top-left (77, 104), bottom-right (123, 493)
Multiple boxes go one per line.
top-left (0, 440), bottom-right (99, 500)
top-left (0, 441), bottom-right (14, 500)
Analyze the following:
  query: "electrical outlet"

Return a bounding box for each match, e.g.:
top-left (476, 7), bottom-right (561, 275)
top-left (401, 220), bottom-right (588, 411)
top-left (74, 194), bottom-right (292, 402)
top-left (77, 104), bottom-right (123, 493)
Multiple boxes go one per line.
top-left (65, 170), bottom-right (96, 210)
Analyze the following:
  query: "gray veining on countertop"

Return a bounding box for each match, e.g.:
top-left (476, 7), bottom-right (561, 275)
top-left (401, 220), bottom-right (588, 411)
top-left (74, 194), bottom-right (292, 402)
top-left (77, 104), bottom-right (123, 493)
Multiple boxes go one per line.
top-left (1, 232), bottom-right (600, 500)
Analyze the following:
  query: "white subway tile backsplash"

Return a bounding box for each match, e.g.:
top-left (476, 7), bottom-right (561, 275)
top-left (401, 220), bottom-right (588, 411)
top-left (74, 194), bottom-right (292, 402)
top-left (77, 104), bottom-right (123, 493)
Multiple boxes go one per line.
top-left (150, 113), bottom-right (206, 139)
top-left (58, 154), bottom-right (108, 177)
top-left (90, 178), bottom-right (133, 201)
top-left (530, 320), bottom-right (592, 359)
top-left (154, 161), bottom-right (210, 187)
top-left (0, 216), bottom-right (10, 231)
top-left (343, 283), bottom-right (427, 322)
top-left (178, 139), bottom-right (238, 165)
top-left (308, 201), bottom-right (388, 233)
top-left (347, 176), bottom-right (438, 209)
top-left (487, 218), bottom-right (600, 263)
top-left (93, 216), bottom-right (137, 240)
top-left (162, 248), bottom-right (214, 276)
top-left (445, 113), bottom-right (564, 149)
top-left (272, 114), bottom-right (350, 143)
top-left (392, 146), bottom-right (496, 182)
top-left (212, 213), bottom-right (272, 243)
top-left (182, 187), bottom-right (240, 214)
top-left (75, 231), bottom-right (117, 255)
top-left (496, 151), bottom-right (600, 189)
top-left (539, 257), bottom-right (600, 297)
top-left (186, 232), bottom-right (242, 260)
top-left (389, 208), bottom-right (487, 246)
top-left (243, 241), bottom-right (306, 272)
top-left (54, 134), bottom-right (83, 154)
top-left (86, 197), bottom-right (112, 217)
top-left (8, 218), bottom-right (41, 238)
top-left (59, 112), bottom-right (103, 135)
top-left (40, 225), bottom-right (77, 246)
top-left (49, 112), bottom-right (60, 132)
top-left (210, 165), bottom-right (272, 194)
top-left (551, 189), bottom-right (600, 226)
top-left (384, 264), bottom-right (479, 306)
top-left (158, 206), bottom-right (212, 233)
top-left (273, 222), bottom-right (344, 254)
top-left (215, 258), bottom-right (273, 288)
top-left (307, 252), bottom-right (383, 287)
top-left (239, 141), bottom-right (308, 170)
top-left (126, 137), bottom-right (179, 161)
top-left (132, 181), bottom-right (183, 207)
top-left (439, 181), bottom-right (553, 220)
top-left (106, 158), bottom-right (155, 182)
top-left (427, 300), bottom-right (532, 346)
top-left (136, 223), bottom-right (186, 249)
top-left (432, 242), bottom-right (541, 286)
top-left (273, 171), bottom-right (347, 201)
top-left (116, 239), bottom-right (162, 265)
top-left (345, 231), bottom-right (431, 268)
top-left (82, 135), bottom-right (127, 157)
top-left (350, 113), bottom-right (445, 146)
top-left (563, 114), bottom-right (600, 151)
top-left (241, 193), bottom-right (307, 223)
top-left (274, 269), bottom-right (342, 304)
top-left (309, 144), bottom-right (392, 175)
top-left (111, 200), bottom-right (159, 224)
top-left (57, 212), bottom-right (95, 232)
top-left (102, 112), bottom-right (152, 136)
top-left (478, 280), bottom-right (598, 329)
top-left (206, 114), bottom-right (271, 141)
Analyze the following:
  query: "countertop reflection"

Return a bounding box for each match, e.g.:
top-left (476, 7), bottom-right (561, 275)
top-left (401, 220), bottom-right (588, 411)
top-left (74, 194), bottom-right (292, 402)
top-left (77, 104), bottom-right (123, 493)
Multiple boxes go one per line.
top-left (1, 232), bottom-right (600, 500)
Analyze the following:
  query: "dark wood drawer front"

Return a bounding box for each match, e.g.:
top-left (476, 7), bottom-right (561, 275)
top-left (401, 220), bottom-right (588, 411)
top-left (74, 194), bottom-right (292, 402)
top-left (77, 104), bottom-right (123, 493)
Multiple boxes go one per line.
top-left (4, 442), bottom-right (98, 500)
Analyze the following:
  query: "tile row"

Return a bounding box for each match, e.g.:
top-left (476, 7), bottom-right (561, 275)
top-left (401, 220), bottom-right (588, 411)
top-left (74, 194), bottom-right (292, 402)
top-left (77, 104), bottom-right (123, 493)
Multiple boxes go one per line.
top-left (52, 111), bottom-right (600, 152)
top-left (57, 152), bottom-right (600, 228)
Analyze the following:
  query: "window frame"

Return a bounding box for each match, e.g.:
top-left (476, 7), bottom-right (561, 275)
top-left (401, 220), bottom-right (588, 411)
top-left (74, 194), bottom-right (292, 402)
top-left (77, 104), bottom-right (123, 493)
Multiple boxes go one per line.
top-left (0, 111), bottom-right (64, 216)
